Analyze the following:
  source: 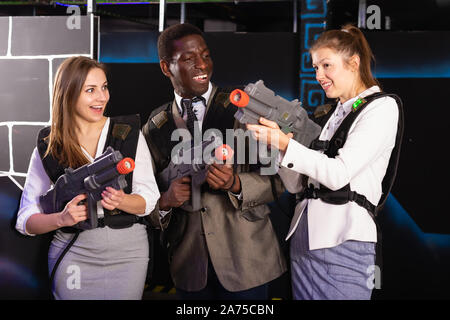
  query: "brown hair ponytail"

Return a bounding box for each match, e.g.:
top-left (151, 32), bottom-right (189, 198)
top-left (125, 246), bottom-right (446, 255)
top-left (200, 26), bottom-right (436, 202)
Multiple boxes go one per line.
top-left (45, 56), bottom-right (107, 169)
top-left (310, 24), bottom-right (380, 89)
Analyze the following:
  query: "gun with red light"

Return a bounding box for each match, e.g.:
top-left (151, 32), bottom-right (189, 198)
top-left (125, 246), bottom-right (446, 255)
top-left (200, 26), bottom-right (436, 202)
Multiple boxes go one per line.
top-left (229, 80), bottom-right (321, 147)
top-left (39, 146), bottom-right (135, 230)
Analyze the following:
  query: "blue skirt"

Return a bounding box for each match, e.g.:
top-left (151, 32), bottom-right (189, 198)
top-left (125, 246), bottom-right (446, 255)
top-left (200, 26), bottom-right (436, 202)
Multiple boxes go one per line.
top-left (290, 208), bottom-right (376, 300)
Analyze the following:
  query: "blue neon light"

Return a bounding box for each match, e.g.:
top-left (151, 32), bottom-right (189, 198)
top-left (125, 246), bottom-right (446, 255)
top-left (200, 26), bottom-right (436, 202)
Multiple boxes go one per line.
top-left (301, 0), bottom-right (327, 19)
top-left (384, 195), bottom-right (450, 247)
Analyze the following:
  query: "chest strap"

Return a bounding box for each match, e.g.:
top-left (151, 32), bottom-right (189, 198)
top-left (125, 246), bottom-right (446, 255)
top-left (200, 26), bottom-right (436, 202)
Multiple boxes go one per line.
top-left (301, 184), bottom-right (376, 220)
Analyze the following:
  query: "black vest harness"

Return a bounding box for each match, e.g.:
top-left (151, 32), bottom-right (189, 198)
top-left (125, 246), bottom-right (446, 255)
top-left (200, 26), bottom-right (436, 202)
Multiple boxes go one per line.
top-left (303, 92), bottom-right (404, 278)
top-left (37, 114), bottom-right (143, 230)
top-left (141, 87), bottom-right (241, 262)
top-left (304, 92), bottom-right (404, 219)
top-left (38, 115), bottom-right (149, 293)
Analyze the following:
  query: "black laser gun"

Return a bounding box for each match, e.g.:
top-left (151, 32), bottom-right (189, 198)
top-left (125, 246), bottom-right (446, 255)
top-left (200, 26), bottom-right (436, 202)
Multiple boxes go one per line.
top-left (39, 146), bottom-right (135, 230)
top-left (230, 80), bottom-right (321, 147)
top-left (158, 135), bottom-right (234, 212)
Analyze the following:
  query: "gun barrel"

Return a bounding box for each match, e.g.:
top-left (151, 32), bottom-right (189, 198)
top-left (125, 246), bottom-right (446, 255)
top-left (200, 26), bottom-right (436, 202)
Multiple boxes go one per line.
top-left (117, 157), bottom-right (135, 174)
top-left (230, 89), bottom-right (250, 108)
top-left (230, 88), bottom-right (274, 120)
top-left (85, 158), bottom-right (135, 191)
top-left (214, 144), bottom-right (234, 161)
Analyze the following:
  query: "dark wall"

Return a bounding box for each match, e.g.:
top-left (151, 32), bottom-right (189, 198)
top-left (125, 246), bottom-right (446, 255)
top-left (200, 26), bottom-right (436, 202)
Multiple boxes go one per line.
top-left (380, 77), bottom-right (449, 234)
top-left (104, 32), bottom-right (300, 124)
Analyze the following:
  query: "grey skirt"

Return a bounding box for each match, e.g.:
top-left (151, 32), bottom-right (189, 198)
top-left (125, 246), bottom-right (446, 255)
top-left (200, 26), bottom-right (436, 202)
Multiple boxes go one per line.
top-left (290, 208), bottom-right (376, 300)
top-left (48, 223), bottom-right (149, 300)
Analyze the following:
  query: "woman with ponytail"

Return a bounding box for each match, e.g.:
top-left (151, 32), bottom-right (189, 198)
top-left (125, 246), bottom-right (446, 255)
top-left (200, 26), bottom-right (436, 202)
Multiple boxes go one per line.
top-left (247, 25), bottom-right (402, 299)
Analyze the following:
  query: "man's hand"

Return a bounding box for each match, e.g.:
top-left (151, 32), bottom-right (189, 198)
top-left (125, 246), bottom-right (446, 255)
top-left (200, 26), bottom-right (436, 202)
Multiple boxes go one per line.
top-left (159, 176), bottom-right (191, 210)
top-left (206, 163), bottom-right (241, 194)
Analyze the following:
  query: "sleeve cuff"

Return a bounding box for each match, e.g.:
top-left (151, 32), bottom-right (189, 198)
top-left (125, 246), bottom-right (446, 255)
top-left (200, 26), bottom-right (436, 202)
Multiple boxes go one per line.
top-left (229, 190), bottom-right (243, 200)
top-left (15, 207), bottom-right (39, 236)
top-left (280, 138), bottom-right (309, 171)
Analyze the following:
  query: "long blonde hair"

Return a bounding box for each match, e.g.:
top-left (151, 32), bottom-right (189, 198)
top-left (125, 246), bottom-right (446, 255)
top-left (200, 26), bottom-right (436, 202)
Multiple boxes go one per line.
top-left (310, 24), bottom-right (380, 89)
top-left (44, 56), bottom-right (107, 168)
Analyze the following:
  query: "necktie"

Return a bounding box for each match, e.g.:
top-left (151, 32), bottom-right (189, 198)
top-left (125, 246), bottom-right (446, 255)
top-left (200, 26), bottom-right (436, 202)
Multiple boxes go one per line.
top-left (181, 96), bottom-right (205, 137)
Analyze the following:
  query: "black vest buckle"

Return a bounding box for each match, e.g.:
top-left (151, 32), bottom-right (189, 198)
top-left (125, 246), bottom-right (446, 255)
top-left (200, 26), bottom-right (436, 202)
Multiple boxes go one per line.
top-left (310, 139), bottom-right (329, 151)
top-left (303, 184), bottom-right (319, 200)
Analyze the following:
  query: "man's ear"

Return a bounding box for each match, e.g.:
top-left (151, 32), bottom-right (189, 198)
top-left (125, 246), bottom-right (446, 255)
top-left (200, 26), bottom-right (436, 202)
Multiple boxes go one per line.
top-left (160, 60), bottom-right (172, 78)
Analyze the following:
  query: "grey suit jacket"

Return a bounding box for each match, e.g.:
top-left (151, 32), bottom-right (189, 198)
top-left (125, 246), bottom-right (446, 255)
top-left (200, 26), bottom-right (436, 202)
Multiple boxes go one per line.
top-left (147, 86), bottom-right (287, 292)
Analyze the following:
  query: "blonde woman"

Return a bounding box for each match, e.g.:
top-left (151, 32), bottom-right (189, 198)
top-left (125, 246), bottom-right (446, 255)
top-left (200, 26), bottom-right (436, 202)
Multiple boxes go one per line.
top-left (247, 25), bottom-right (403, 300)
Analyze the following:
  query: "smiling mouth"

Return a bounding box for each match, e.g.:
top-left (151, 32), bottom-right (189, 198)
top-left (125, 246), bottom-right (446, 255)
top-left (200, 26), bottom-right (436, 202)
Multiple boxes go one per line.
top-left (193, 74), bottom-right (208, 82)
top-left (90, 105), bottom-right (104, 111)
top-left (321, 82), bottom-right (332, 90)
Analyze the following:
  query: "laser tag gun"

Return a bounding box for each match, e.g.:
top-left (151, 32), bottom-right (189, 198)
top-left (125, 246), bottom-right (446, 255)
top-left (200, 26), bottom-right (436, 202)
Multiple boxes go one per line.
top-left (39, 146), bottom-right (135, 230)
top-left (158, 134), bottom-right (234, 212)
top-left (229, 80), bottom-right (322, 147)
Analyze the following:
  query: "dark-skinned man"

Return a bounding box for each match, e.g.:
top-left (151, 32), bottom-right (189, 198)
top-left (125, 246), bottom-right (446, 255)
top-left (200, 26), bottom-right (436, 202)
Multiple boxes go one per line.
top-left (143, 23), bottom-right (286, 300)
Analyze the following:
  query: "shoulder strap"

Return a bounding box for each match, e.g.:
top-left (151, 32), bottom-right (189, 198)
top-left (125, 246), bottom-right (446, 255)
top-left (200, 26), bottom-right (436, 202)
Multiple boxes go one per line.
top-left (104, 114), bottom-right (141, 194)
top-left (142, 102), bottom-right (177, 174)
top-left (309, 102), bottom-right (337, 150)
top-left (375, 94), bottom-right (404, 213)
top-left (202, 86), bottom-right (239, 138)
top-left (313, 102), bottom-right (337, 127)
top-left (36, 126), bottom-right (65, 184)
top-left (325, 92), bottom-right (398, 157)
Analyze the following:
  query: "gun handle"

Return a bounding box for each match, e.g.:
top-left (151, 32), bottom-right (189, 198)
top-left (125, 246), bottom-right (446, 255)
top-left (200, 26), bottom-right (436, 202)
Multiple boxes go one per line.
top-left (76, 194), bottom-right (98, 230)
top-left (191, 180), bottom-right (202, 212)
top-left (39, 188), bottom-right (56, 214)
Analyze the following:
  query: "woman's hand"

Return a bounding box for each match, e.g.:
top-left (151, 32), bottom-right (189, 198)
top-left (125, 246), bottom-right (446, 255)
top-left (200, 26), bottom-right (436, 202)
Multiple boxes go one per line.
top-left (101, 187), bottom-right (126, 211)
top-left (58, 193), bottom-right (88, 227)
top-left (246, 117), bottom-right (293, 152)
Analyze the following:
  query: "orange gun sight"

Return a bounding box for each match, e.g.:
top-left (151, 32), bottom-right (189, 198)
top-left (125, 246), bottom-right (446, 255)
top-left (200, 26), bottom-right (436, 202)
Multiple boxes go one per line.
top-left (116, 157), bottom-right (135, 175)
top-left (214, 144), bottom-right (234, 162)
top-left (229, 89), bottom-right (250, 108)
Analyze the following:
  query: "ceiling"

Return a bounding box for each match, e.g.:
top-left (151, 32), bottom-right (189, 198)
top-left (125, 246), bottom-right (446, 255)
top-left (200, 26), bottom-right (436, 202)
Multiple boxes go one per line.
top-left (1, 0), bottom-right (449, 31)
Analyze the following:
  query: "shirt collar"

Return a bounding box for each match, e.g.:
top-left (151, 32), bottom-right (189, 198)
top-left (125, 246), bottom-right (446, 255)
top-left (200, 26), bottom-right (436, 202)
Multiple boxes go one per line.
top-left (337, 85), bottom-right (381, 115)
top-left (174, 82), bottom-right (213, 115)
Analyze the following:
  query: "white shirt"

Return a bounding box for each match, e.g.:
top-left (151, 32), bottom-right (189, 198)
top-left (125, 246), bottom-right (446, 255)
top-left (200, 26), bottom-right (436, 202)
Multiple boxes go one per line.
top-left (280, 86), bottom-right (399, 250)
top-left (15, 117), bottom-right (160, 236)
top-left (174, 82), bottom-right (213, 130)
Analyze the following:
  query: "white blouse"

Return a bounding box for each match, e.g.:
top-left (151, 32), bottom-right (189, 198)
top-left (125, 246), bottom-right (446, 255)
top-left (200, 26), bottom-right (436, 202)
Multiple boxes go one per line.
top-left (16, 117), bottom-right (160, 236)
top-left (279, 86), bottom-right (399, 250)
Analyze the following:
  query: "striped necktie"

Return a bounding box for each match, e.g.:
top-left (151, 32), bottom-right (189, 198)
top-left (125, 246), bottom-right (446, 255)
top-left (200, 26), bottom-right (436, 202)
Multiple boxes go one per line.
top-left (181, 96), bottom-right (205, 137)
